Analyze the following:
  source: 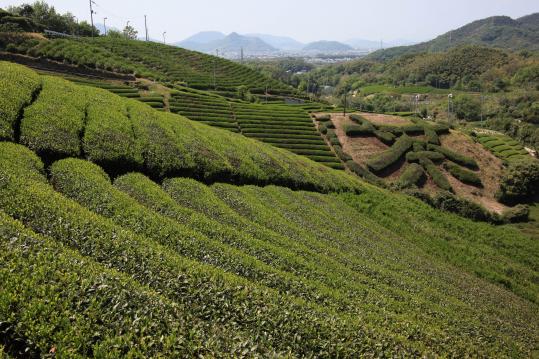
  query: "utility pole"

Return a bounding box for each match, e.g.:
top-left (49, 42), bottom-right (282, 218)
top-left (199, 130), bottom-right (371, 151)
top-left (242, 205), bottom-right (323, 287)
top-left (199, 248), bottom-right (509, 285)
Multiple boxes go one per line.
top-left (213, 50), bottom-right (217, 89)
top-left (448, 93), bottom-right (453, 122)
top-left (125, 21), bottom-right (130, 39)
top-left (89, 0), bottom-right (95, 37)
top-left (144, 15), bottom-right (148, 41)
top-left (162, 31), bottom-right (166, 44)
top-left (240, 47), bottom-right (244, 63)
top-left (103, 17), bottom-right (107, 36)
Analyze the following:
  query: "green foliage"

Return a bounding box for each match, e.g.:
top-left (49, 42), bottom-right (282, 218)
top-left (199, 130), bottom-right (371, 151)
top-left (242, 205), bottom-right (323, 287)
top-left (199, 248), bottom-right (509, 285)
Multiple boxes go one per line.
top-left (83, 88), bottom-right (144, 174)
top-left (406, 151), bottom-right (445, 163)
top-left (366, 134), bottom-right (413, 172)
top-left (395, 163), bottom-right (425, 188)
top-left (20, 76), bottom-right (87, 158)
top-left (453, 94), bottom-right (481, 121)
top-left (424, 125), bottom-right (440, 145)
top-left (443, 161), bottom-right (482, 186)
top-left (0, 211), bottom-right (248, 357)
top-left (7, 1), bottom-right (97, 35)
top-left (344, 123), bottom-right (374, 136)
top-left (1, 63), bottom-right (360, 192)
top-left (373, 130), bottom-right (395, 145)
top-left (419, 157), bottom-right (453, 192)
top-left (496, 159), bottom-right (539, 204)
top-left (315, 114), bottom-right (331, 121)
top-left (428, 144), bottom-right (479, 169)
top-left (0, 61), bottom-right (41, 141)
top-left (501, 204), bottom-right (530, 223)
top-left (429, 192), bottom-right (495, 222)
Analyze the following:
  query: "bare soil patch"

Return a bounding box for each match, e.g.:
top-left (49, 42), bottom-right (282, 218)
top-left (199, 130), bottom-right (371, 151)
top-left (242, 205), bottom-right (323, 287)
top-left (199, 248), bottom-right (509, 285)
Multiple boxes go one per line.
top-left (357, 112), bottom-right (413, 127)
top-left (440, 130), bottom-right (506, 213)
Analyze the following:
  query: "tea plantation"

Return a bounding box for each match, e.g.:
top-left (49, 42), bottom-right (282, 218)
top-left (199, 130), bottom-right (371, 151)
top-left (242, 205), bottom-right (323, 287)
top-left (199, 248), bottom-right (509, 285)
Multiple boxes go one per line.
top-left (168, 86), bottom-right (343, 168)
top-left (10, 36), bottom-right (293, 93)
top-left (1, 62), bottom-right (539, 357)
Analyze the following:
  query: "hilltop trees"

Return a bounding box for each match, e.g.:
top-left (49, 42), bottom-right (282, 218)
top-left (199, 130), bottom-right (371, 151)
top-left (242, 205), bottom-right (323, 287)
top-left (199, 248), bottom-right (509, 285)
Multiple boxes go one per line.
top-left (6, 1), bottom-right (98, 36)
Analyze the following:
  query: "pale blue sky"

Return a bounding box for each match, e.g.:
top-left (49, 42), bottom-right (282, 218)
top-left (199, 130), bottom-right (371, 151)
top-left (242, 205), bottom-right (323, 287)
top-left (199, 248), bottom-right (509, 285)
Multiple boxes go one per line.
top-left (1, 0), bottom-right (537, 43)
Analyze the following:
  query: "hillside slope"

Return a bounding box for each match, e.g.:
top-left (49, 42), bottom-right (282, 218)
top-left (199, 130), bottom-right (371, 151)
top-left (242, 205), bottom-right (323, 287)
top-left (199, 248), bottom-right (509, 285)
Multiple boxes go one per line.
top-left (1, 61), bottom-right (539, 357)
top-left (368, 13), bottom-right (539, 61)
top-left (0, 35), bottom-right (292, 93)
top-left (0, 62), bottom-right (358, 191)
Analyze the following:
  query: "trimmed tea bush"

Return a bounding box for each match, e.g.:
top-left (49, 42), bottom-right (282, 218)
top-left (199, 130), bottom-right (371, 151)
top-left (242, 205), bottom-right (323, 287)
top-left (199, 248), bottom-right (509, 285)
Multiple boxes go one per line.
top-left (406, 151), bottom-right (445, 163)
top-left (428, 144), bottom-right (478, 170)
top-left (444, 161), bottom-right (482, 187)
top-left (366, 135), bottom-right (413, 172)
top-left (0, 61), bottom-right (41, 140)
top-left (396, 163), bottom-right (426, 189)
top-left (419, 157), bottom-right (452, 192)
top-left (374, 130), bottom-right (396, 145)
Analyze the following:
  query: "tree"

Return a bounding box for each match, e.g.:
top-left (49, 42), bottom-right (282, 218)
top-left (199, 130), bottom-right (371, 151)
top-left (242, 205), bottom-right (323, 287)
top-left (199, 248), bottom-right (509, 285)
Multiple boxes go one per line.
top-left (453, 94), bottom-right (480, 121)
top-left (123, 25), bottom-right (138, 40)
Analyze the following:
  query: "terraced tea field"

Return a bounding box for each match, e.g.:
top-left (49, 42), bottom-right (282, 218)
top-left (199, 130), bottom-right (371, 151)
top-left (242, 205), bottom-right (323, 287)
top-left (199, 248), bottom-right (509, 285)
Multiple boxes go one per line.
top-left (168, 86), bottom-right (343, 168)
top-left (1, 50), bottom-right (539, 358)
top-left (11, 36), bottom-right (293, 93)
top-left (474, 131), bottom-right (531, 162)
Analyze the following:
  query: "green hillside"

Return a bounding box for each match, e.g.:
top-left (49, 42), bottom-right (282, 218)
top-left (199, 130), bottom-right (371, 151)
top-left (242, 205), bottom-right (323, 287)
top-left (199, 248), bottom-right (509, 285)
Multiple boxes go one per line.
top-left (1, 35), bottom-right (293, 93)
top-left (0, 62), bottom-right (356, 191)
top-left (1, 61), bottom-right (539, 357)
top-left (368, 13), bottom-right (539, 61)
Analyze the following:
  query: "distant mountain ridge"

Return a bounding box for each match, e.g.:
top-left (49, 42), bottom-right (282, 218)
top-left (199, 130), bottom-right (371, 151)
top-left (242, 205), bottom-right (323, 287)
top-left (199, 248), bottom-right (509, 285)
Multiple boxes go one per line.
top-left (302, 40), bottom-right (353, 52)
top-left (367, 13), bottom-right (539, 61)
top-left (245, 33), bottom-right (304, 51)
top-left (176, 32), bottom-right (276, 54)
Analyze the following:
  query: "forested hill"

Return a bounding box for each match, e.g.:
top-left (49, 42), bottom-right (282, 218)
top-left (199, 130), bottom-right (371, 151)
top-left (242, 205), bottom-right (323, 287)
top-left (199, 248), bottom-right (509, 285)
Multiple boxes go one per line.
top-left (368, 13), bottom-right (539, 61)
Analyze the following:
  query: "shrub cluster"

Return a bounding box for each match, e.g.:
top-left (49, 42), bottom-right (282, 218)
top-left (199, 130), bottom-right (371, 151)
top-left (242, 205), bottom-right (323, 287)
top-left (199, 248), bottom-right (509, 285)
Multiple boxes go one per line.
top-left (395, 163), bottom-right (425, 189)
top-left (443, 161), bottom-right (482, 187)
top-left (373, 130), bottom-right (396, 145)
top-left (406, 151), bottom-right (445, 163)
top-left (419, 157), bottom-right (453, 192)
top-left (496, 159), bottom-right (539, 204)
top-left (366, 135), bottom-right (413, 172)
top-left (344, 123), bottom-right (374, 136)
top-left (427, 144), bottom-right (478, 169)
top-left (0, 61), bottom-right (41, 141)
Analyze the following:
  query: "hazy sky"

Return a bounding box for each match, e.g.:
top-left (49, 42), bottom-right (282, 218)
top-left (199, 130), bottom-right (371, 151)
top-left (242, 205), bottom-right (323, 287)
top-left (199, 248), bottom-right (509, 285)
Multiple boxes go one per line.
top-left (1, 0), bottom-right (537, 43)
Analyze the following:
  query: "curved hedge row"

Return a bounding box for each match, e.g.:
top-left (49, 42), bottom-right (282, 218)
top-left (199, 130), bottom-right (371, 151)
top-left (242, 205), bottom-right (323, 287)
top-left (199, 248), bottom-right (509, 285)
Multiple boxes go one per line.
top-left (420, 157), bottom-right (453, 192)
top-left (444, 161), bottom-right (483, 187)
top-left (0, 61), bottom-right (41, 141)
top-left (366, 135), bottom-right (413, 172)
top-left (396, 163), bottom-right (426, 188)
top-left (428, 144), bottom-right (478, 170)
